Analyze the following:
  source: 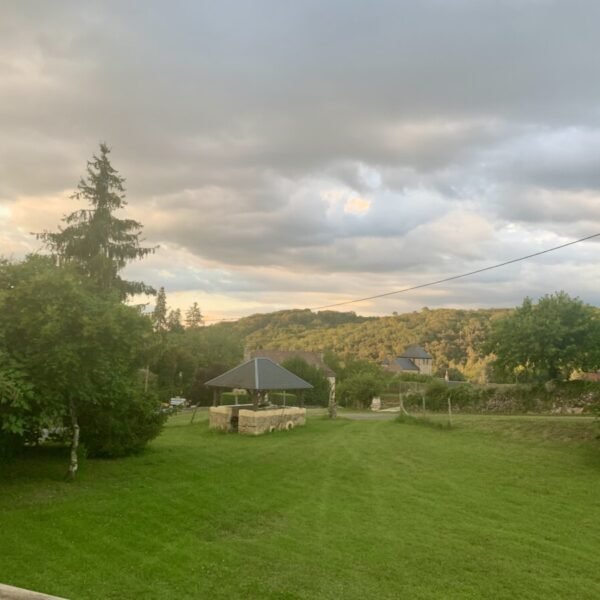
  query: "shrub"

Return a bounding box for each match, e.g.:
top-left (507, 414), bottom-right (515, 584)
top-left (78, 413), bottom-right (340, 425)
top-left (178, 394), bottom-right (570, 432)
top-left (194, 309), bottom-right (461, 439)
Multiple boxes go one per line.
top-left (220, 391), bottom-right (249, 405)
top-left (268, 392), bottom-right (298, 405)
top-left (281, 357), bottom-right (330, 405)
top-left (79, 388), bottom-right (166, 458)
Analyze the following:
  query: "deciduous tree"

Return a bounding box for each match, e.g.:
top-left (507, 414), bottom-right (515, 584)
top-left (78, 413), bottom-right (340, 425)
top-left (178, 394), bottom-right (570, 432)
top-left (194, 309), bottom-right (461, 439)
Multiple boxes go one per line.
top-left (0, 257), bottom-right (164, 476)
top-left (486, 292), bottom-right (600, 382)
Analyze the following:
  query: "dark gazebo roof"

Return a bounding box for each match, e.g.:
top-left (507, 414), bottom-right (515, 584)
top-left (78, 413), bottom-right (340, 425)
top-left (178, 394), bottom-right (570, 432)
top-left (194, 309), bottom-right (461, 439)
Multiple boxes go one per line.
top-left (205, 358), bottom-right (313, 391)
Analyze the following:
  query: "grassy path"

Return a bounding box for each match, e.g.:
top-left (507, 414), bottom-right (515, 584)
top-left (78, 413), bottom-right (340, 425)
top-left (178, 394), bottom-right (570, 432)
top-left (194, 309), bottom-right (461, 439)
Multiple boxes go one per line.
top-left (1, 414), bottom-right (599, 599)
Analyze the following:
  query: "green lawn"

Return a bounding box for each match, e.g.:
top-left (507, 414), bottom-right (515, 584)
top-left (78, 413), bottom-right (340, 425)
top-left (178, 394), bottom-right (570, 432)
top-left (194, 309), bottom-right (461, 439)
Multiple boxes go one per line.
top-left (1, 412), bottom-right (599, 599)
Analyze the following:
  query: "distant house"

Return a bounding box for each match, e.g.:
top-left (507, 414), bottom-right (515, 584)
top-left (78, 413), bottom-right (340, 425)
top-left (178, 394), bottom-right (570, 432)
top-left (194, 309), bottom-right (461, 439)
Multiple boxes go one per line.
top-left (246, 349), bottom-right (336, 391)
top-left (384, 344), bottom-right (433, 375)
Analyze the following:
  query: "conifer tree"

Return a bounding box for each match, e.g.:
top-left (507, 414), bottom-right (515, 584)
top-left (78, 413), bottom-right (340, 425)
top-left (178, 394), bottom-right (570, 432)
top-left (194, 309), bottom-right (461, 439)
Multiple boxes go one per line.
top-left (152, 287), bottom-right (168, 333)
top-left (37, 143), bottom-right (156, 299)
top-left (185, 302), bottom-right (204, 329)
top-left (167, 308), bottom-right (184, 333)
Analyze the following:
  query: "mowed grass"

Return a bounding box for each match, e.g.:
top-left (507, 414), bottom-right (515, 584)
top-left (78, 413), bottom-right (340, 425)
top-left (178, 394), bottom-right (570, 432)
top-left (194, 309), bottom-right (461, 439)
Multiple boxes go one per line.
top-left (1, 412), bottom-right (599, 599)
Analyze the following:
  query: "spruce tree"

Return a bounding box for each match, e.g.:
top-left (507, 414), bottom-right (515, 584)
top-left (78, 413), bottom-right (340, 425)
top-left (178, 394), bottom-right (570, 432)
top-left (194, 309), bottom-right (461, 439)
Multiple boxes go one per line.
top-left (152, 287), bottom-right (168, 333)
top-left (37, 143), bottom-right (156, 299)
top-left (167, 308), bottom-right (184, 333)
top-left (185, 302), bottom-right (204, 329)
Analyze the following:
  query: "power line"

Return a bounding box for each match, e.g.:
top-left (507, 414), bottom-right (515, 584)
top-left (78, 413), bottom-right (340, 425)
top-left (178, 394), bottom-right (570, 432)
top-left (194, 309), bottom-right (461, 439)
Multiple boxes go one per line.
top-left (310, 232), bottom-right (600, 310)
top-left (202, 232), bottom-right (600, 322)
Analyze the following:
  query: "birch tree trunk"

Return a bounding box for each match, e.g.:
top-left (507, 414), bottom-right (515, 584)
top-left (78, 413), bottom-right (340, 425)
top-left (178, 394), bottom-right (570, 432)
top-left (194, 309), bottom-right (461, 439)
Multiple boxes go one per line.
top-left (67, 400), bottom-right (80, 481)
top-left (328, 385), bottom-right (337, 419)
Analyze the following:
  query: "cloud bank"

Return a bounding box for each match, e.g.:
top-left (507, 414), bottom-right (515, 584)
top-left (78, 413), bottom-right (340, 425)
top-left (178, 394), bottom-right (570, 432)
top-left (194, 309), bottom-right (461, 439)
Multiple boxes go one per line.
top-left (1, 0), bottom-right (599, 318)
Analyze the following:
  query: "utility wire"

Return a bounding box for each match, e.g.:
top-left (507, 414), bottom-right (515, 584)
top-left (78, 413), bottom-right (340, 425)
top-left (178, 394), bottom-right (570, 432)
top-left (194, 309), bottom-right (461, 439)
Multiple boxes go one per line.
top-left (203, 232), bottom-right (600, 322)
top-left (310, 232), bottom-right (600, 310)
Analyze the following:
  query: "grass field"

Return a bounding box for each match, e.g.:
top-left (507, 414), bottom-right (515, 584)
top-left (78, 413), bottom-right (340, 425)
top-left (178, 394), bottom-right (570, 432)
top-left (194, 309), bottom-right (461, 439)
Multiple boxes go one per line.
top-left (1, 411), bottom-right (599, 599)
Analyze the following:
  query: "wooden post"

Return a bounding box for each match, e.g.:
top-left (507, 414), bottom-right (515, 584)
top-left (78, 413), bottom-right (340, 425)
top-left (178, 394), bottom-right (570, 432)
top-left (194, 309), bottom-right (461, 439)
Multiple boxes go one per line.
top-left (283, 390), bottom-right (287, 406)
top-left (253, 391), bottom-right (259, 410)
top-left (212, 389), bottom-right (218, 407)
top-left (447, 395), bottom-right (452, 427)
top-left (299, 391), bottom-right (304, 408)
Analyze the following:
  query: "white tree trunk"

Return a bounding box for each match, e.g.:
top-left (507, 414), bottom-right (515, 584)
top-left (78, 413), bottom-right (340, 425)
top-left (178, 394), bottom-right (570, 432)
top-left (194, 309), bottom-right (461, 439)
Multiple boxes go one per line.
top-left (67, 400), bottom-right (80, 481)
top-left (328, 386), bottom-right (337, 419)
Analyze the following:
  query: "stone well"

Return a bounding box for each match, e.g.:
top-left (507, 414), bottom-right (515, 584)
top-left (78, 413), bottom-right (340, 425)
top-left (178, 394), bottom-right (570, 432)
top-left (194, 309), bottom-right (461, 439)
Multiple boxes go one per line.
top-left (209, 405), bottom-right (306, 435)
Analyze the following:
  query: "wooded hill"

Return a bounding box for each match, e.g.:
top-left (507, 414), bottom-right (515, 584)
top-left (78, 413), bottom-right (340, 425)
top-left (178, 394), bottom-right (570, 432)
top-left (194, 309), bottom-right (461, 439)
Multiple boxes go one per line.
top-left (215, 307), bottom-right (512, 381)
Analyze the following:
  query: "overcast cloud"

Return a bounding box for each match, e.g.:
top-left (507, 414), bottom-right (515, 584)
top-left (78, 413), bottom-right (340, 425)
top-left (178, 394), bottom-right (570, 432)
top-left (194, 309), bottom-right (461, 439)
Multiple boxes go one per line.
top-left (1, 0), bottom-right (599, 320)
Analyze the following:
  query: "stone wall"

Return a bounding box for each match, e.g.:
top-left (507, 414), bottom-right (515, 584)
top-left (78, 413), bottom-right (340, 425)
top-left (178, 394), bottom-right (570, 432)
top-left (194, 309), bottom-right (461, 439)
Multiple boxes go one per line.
top-left (208, 405), bottom-right (306, 435)
top-left (208, 405), bottom-right (236, 432)
top-left (238, 407), bottom-right (306, 435)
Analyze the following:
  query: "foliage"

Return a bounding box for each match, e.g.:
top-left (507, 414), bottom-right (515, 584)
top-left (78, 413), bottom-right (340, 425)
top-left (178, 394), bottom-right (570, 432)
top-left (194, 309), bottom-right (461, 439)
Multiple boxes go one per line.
top-left (394, 372), bottom-right (437, 383)
top-left (150, 326), bottom-right (243, 404)
top-left (0, 256), bottom-right (163, 458)
top-left (280, 357), bottom-right (330, 405)
top-left (152, 287), bottom-right (168, 332)
top-left (220, 391), bottom-right (249, 405)
top-left (0, 352), bottom-right (36, 457)
top-left (78, 387), bottom-right (166, 458)
top-left (36, 143), bottom-right (156, 299)
top-left (401, 379), bottom-right (600, 415)
top-left (185, 302), bottom-right (204, 329)
top-left (336, 360), bottom-right (392, 408)
top-left (167, 309), bottom-right (184, 333)
top-left (486, 292), bottom-right (600, 382)
top-left (235, 307), bottom-right (507, 381)
top-left (268, 392), bottom-right (298, 405)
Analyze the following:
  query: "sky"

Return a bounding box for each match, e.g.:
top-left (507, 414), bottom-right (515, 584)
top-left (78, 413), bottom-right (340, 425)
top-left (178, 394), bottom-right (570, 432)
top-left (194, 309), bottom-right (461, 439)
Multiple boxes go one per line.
top-left (1, 0), bottom-right (599, 321)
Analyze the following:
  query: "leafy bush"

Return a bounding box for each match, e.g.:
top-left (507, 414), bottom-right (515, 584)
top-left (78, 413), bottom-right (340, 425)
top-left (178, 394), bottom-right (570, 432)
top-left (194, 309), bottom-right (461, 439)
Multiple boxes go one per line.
top-left (402, 379), bottom-right (600, 415)
top-left (268, 392), bottom-right (297, 405)
top-left (0, 353), bottom-right (36, 457)
top-left (394, 372), bottom-right (437, 383)
top-left (281, 357), bottom-right (330, 405)
top-left (220, 391), bottom-right (249, 405)
top-left (337, 372), bottom-right (385, 408)
top-left (79, 388), bottom-right (166, 458)
top-left (336, 359), bottom-right (394, 408)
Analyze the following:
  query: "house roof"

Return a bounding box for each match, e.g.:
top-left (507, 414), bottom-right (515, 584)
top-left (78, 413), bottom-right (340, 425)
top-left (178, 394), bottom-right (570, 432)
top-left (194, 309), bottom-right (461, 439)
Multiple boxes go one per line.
top-left (248, 349), bottom-right (336, 377)
top-left (205, 358), bottom-right (313, 391)
top-left (394, 357), bottom-right (420, 371)
top-left (399, 344), bottom-right (432, 360)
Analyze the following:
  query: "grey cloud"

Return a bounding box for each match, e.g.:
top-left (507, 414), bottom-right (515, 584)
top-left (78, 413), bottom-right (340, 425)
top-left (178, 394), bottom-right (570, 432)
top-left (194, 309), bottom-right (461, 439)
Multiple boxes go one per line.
top-left (2, 0), bottom-right (600, 312)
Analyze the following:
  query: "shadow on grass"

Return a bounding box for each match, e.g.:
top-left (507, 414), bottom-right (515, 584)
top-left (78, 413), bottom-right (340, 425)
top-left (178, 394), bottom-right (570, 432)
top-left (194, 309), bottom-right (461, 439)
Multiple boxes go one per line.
top-left (396, 413), bottom-right (454, 430)
top-left (0, 445), bottom-right (72, 484)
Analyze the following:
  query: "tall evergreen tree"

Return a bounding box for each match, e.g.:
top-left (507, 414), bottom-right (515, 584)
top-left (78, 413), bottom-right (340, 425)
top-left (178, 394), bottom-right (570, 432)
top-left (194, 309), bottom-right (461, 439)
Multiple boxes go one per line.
top-left (152, 287), bottom-right (168, 333)
top-left (185, 302), bottom-right (204, 329)
top-left (37, 143), bottom-right (156, 299)
top-left (167, 308), bottom-right (184, 333)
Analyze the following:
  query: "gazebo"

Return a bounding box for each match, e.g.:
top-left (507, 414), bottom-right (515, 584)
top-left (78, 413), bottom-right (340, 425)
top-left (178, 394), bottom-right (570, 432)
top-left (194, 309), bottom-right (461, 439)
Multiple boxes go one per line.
top-left (205, 358), bottom-right (313, 435)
